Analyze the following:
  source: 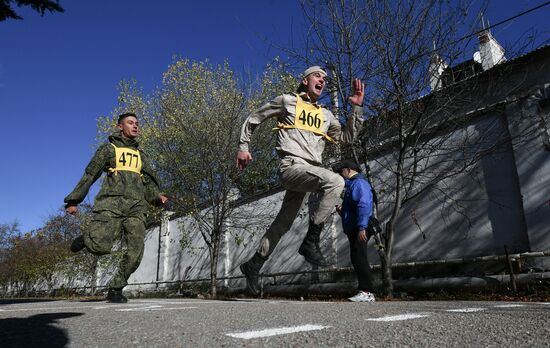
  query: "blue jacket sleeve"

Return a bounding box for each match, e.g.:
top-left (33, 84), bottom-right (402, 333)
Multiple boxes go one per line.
top-left (351, 180), bottom-right (373, 231)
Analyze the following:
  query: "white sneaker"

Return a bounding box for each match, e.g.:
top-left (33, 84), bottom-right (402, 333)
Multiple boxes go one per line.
top-left (348, 291), bottom-right (376, 302)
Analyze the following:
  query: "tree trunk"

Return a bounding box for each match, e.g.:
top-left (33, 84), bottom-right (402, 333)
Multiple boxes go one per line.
top-left (382, 148), bottom-right (406, 297)
top-left (360, 153), bottom-right (391, 295)
top-left (382, 222), bottom-right (395, 297)
top-left (90, 257), bottom-right (98, 296)
top-left (209, 230), bottom-right (220, 298)
top-left (47, 274), bottom-right (54, 297)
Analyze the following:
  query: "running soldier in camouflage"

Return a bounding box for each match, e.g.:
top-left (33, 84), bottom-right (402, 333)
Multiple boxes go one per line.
top-left (236, 66), bottom-right (365, 296)
top-left (65, 112), bottom-right (168, 303)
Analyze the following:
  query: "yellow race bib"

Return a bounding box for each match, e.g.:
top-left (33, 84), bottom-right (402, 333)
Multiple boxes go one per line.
top-left (294, 94), bottom-right (324, 133)
top-left (110, 144), bottom-right (142, 175)
top-left (272, 94), bottom-right (335, 143)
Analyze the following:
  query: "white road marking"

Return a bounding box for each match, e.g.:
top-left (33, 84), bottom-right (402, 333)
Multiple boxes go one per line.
top-left (494, 304), bottom-right (525, 308)
top-left (226, 324), bottom-right (330, 339)
top-left (115, 305), bottom-right (164, 311)
top-left (446, 308), bottom-right (486, 313)
top-left (93, 306), bottom-right (114, 309)
top-left (115, 306), bottom-right (197, 312)
top-left (366, 313), bottom-right (429, 322)
top-left (132, 300), bottom-right (243, 305)
top-left (92, 304), bottom-right (153, 310)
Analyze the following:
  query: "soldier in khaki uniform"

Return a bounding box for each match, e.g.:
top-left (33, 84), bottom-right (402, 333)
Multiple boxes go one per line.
top-left (65, 112), bottom-right (168, 303)
top-left (236, 66), bottom-right (364, 295)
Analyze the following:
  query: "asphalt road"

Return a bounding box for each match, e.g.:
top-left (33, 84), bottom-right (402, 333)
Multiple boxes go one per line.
top-left (1, 297), bottom-right (548, 347)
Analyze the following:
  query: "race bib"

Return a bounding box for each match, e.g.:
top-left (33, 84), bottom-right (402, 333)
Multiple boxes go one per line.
top-left (273, 94), bottom-right (335, 143)
top-left (294, 95), bottom-right (324, 133)
top-left (112, 144), bottom-right (142, 174)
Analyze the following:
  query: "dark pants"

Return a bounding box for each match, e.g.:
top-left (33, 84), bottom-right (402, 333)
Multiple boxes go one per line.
top-left (347, 230), bottom-right (374, 291)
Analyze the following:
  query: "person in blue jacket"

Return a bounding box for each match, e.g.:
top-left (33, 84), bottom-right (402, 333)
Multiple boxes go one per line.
top-left (334, 159), bottom-right (376, 302)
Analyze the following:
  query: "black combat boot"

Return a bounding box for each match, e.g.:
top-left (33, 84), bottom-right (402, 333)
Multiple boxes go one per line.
top-left (70, 235), bottom-right (85, 253)
top-left (298, 221), bottom-right (329, 267)
top-left (106, 288), bottom-right (128, 303)
top-left (240, 252), bottom-right (267, 296)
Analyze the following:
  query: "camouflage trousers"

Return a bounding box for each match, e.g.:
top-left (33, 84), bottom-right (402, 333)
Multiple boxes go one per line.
top-left (257, 156), bottom-right (345, 257)
top-left (84, 204), bottom-right (147, 290)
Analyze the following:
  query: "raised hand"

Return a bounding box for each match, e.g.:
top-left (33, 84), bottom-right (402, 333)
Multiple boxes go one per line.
top-left (348, 79), bottom-right (365, 106)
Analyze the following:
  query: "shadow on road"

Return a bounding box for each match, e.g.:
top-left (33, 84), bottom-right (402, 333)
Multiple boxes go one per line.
top-left (1, 312), bottom-right (83, 348)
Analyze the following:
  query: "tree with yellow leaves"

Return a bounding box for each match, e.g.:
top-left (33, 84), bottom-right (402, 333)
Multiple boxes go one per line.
top-left (99, 58), bottom-right (295, 297)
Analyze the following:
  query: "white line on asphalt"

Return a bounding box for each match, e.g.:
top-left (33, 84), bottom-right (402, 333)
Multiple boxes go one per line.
top-left (115, 306), bottom-right (198, 312)
top-left (149, 307), bottom-right (197, 311)
top-left (132, 300), bottom-right (243, 305)
top-left (366, 313), bottom-right (429, 322)
top-left (92, 304), bottom-right (153, 309)
top-left (446, 308), bottom-right (486, 313)
top-left (115, 305), bottom-right (164, 311)
top-left (226, 324), bottom-right (331, 339)
top-left (494, 304), bottom-right (525, 308)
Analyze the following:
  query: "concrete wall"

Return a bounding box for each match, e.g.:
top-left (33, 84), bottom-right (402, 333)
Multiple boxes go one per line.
top-left (18, 47), bottom-right (537, 296)
top-left (506, 85), bottom-right (550, 269)
top-left (122, 94), bottom-right (548, 293)
top-left (120, 47), bottom-right (550, 293)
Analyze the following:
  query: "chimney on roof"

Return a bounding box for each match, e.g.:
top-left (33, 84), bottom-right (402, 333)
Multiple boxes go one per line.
top-left (477, 18), bottom-right (506, 70)
top-left (429, 50), bottom-right (448, 91)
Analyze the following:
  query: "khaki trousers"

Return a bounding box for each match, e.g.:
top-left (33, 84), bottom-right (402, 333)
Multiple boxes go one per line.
top-left (257, 156), bottom-right (344, 257)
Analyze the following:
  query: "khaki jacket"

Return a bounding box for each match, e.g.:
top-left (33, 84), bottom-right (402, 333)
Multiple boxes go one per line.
top-left (238, 92), bottom-right (363, 165)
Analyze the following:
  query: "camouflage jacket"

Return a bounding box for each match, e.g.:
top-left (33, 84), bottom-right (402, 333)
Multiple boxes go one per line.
top-left (64, 132), bottom-right (163, 211)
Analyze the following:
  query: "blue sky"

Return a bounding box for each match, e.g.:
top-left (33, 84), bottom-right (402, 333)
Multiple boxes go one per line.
top-left (1, 1), bottom-right (548, 232)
